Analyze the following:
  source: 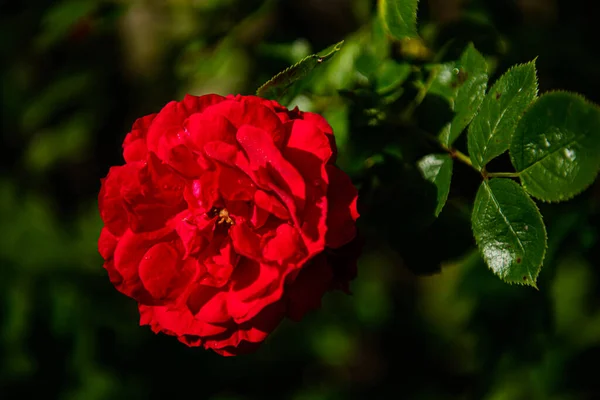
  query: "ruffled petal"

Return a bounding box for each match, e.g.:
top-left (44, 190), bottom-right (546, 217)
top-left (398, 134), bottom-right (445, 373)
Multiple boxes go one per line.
top-left (299, 111), bottom-right (337, 163)
top-left (237, 125), bottom-right (306, 212)
top-left (112, 227), bottom-right (175, 303)
top-left (262, 223), bottom-right (306, 264)
top-left (139, 304), bottom-right (228, 339)
top-left (227, 258), bottom-right (283, 323)
top-left (202, 99), bottom-right (286, 147)
top-left (123, 113), bottom-right (156, 163)
top-left (138, 242), bottom-right (195, 300)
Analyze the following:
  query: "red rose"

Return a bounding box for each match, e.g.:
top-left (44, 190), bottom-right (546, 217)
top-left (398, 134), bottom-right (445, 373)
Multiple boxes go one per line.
top-left (98, 94), bottom-right (359, 356)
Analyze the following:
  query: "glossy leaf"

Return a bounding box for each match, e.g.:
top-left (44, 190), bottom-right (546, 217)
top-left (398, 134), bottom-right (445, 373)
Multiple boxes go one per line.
top-left (417, 154), bottom-right (453, 216)
top-left (468, 62), bottom-right (538, 171)
top-left (378, 0), bottom-right (420, 40)
top-left (510, 92), bottom-right (600, 202)
top-left (472, 179), bottom-right (547, 287)
top-left (428, 62), bottom-right (458, 101)
top-left (439, 44), bottom-right (488, 146)
top-left (256, 40), bottom-right (344, 100)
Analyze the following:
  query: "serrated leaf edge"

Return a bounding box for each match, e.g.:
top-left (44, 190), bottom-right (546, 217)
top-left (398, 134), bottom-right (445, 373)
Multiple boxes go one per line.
top-left (471, 179), bottom-right (547, 288)
top-left (378, 0), bottom-right (420, 39)
top-left (256, 40), bottom-right (344, 99)
top-left (444, 43), bottom-right (489, 146)
top-left (509, 90), bottom-right (600, 203)
top-left (468, 60), bottom-right (539, 171)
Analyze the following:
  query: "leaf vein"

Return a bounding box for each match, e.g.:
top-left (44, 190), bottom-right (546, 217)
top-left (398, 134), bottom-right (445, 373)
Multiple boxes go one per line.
top-left (484, 181), bottom-right (526, 254)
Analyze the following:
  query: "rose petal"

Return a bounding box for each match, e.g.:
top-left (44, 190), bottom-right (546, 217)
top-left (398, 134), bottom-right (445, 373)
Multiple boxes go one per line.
top-left (145, 101), bottom-right (186, 156)
top-left (185, 112), bottom-right (237, 151)
top-left (186, 285), bottom-right (230, 324)
top-left (99, 163), bottom-right (142, 236)
top-left (204, 300), bottom-right (285, 356)
top-left (160, 144), bottom-right (203, 178)
top-left (175, 211), bottom-right (214, 257)
top-left (218, 166), bottom-right (255, 201)
top-left (98, 227), bottom-right (118, 260)
top-left (112, 227), bottom-right (175, 303)
top-left (300, 111), bottom-right (337, 163)
top-left (123, 140), bottom-right (148, 164)
top-left (146, 95), bottom-right (226, 158)
top-left (139, 304), bottom-right (228, 339)
top-left (254, 190), bottom-right (289, 221)
top-left (184, 170), bottom-right (220, 212)
top-left (138, 242), bottom-right (195, 300)
top-left (123, 113), bottom-right (156, 163)
top-left (284, 119), bottom-right (333, 165)
top-left (103, 259), bottom-right (124, 288)
top-left (229, 222), bottom-right (262, 261)
top-left (124, 153), bottom-right (186, 233)
top-left (204, 236), bottom-right (238, 286)
top-left (227, 258), bottom-right (283, 323)
top-left (250, 203), bottom-right (269, 229)
top-left (202, 99), bottom-right (285, 147)
top-left (236, 125), bottom-right (306, 212)
top-left (181, 94), bottom-right (225, 115)
top-left (263, 223), bottom-right (306, 264)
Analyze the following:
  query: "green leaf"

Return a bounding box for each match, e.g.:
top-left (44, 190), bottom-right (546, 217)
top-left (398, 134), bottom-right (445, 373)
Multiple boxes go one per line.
top-left (472, 179), bottom-right (547, 287)
top-left (468, 62), bottom-right (538, 171)
top-left (378, 0), bottom-right (420, 40)
top-left (428, 62), bottom-right (458, 101)
top-left (439, 44), bottom-right (488, 146)
top-left (417, 154), bottom-right (453, 217)
top-left (256, 40), bottom-right (344, 100)
top-left (510, 91), bottom-right (600, 202)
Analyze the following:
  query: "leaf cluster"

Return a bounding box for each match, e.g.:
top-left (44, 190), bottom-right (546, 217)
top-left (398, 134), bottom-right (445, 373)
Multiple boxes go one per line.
top-left (257, 0), bottom-right (600, 287)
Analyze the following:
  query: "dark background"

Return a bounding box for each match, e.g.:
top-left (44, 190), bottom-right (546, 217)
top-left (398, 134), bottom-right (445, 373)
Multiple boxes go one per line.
top-left (1, 0), bottom-right (600, 399)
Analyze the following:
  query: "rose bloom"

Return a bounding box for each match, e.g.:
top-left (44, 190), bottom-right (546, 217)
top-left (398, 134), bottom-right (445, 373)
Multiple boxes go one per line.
top-left (98, 94), bottom-right (359, 356)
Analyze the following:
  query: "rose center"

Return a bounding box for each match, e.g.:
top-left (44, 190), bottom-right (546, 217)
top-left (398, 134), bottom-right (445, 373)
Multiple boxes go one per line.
top-left (210, 207), bottom-right (234, 226)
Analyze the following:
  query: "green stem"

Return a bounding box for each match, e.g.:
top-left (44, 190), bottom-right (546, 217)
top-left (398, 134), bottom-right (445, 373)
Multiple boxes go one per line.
top-left (450, 148), bottom-right (475, 169)
top-left (414, 127), bottom-right (479, 172)
top-left (485, 171), bottom-right (521, 178)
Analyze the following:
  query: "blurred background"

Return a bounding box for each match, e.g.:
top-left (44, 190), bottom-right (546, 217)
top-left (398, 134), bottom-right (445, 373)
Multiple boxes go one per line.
top-left (1, 0), bottom-right (600, 399)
